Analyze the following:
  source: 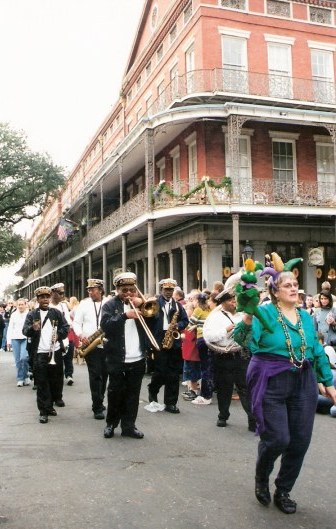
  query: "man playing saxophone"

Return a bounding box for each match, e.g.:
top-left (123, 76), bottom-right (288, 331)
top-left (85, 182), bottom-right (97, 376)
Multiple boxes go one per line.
top-left (148, 278), bottom-right (188, 414)
top-left (73, 278), bottom-right (108, 420)
top-left (22, 286), bottom-right (69, 424)
top-left (100, 272), bottom-right (150, 439)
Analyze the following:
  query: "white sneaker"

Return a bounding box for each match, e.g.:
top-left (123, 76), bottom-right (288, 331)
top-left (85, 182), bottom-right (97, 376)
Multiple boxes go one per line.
top-left (17, 381), bottom-right (23, 387)
top-left (23, 378), bottom-right (31, 386)
top-left (66, 376), bottom-right (74, 386)
top-left (191, 396), bottom-right (212, 405)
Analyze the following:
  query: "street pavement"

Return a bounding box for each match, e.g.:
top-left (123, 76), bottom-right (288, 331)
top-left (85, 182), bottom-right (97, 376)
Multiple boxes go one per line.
top-left (0, 349), bottom-right (335, 529)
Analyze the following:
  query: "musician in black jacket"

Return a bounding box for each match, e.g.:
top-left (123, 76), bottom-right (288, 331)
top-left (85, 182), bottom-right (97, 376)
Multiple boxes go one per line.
top-left (147, 278), bottom-right (188, 414)
top-left (22, 286), bottom-right (69, 424)
top-left (100, 272), bottom-right (148, 439)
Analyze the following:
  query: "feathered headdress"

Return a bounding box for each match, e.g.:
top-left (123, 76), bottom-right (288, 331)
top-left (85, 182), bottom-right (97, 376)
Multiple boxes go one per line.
top-left (260, 253), bottom-right (303, 290)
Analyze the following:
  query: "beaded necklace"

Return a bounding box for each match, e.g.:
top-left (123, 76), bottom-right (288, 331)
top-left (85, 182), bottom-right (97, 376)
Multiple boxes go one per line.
top-left (276, 306), bottom-right (306, 368)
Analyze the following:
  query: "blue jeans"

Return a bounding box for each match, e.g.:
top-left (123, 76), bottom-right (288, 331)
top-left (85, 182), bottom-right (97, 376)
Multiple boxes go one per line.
top-left (2, 322), bottom-right (9, 349)
top-left (11, 339), bottom-right (29, 382)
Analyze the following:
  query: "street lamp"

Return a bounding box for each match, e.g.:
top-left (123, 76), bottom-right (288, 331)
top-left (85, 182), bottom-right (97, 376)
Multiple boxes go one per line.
top-left (242, 240), bottom-right (254, 265)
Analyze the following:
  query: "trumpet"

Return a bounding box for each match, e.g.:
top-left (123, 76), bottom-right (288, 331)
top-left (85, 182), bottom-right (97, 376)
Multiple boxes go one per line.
top-left (49, 320), bottom-right (57, 365)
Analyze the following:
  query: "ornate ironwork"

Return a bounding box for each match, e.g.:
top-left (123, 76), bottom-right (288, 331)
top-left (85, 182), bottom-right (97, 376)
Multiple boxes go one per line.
top-left (227, 115), bottom-right (248, 199)
top-left (310, 6), bottom-right (332, 25)
top-left (266, 0), bottom-right (290, 17)
top-left (85, 191), bottom-right (147, 247)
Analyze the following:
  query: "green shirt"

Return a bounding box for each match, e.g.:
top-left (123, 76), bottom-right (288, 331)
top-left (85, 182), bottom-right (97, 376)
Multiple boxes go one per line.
top-left (234, 303), bottom-right (333, 387)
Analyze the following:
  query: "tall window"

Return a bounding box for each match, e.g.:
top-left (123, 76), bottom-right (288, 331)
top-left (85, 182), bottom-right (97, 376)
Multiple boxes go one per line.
top-left (185, 132), bottom-right (197, 190)
top-left (225, 134), bottom-right (252, 202)
top-left (170, 64), bottom-right (179, 98)
top-left (221, 35), bottom-right (248, 93)
top-left (157, 80), bottom-right (165, 109)
top-left (310, 48), bottom-right (335, 104)
top-left (272, 139), bottom-right (296, 186)
top-left (316, 143), bottom-right (335, 199)
top-left (185, 45), bottom-right (195, 93)
top-left (170, 146), bottom-right (181, 194)
top-left (156, 157), bottom-right (166, 183)
top-left (267, 42), bottom-right (292, 98)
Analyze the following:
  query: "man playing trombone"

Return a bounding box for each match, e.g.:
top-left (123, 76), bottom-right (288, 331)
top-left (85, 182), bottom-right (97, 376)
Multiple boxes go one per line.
top-left (100, 272), bottom-right (151, 439)
top-left (22, 286), bottom-right (69, 424)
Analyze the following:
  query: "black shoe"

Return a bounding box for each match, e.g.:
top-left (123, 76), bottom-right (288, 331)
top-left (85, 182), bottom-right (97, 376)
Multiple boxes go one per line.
top-left (39, 415), bottom-right (48, 424)
top-left (148, 387), bottom-right (158, 403)
top-left (32, 385), bottom-right (37, 390)
top-left (55, 399), bottom-right (65, 407)
top-left (104, 425), bottom-right (114, 438)
top-left (217, 418), bottom-right (227, 427)
top-left (47, 408), bottom-right (57, 416)
top-left (273, 491), bottom-right (297, 514)
top-left (255, 481), bottom-right (271, 506)
top-left (121, 428), bottom-right (144, 439)
top-left (165, 404), bottom-right (180, 414)
top-left (94, 411), bottom-right (105, 420)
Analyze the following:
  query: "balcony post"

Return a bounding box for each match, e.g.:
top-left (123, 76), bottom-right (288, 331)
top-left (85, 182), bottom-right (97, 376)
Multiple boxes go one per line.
top-left (81, 257), bottom-right (85, 300)
top-left (102, 243), bottom-right (107, 291)
top-left (122, 234), bottom-right (128, 272)
top-left (88, 251), bottom-right (93, 278)
top-left (145, 129), bottom-right (155, 211)
top-left (324, 124), bottom-right (336, 181)
top-left (232, 213), bottom-right (240, 272)
top-left (147, 220), bottom-right (155, 295)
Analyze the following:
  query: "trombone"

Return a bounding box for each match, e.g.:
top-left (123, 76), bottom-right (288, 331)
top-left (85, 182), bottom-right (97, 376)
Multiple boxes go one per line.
top-left (128, 296), bottom-right (160, 351)
top-left (134, 285), bottom-right (159, 317)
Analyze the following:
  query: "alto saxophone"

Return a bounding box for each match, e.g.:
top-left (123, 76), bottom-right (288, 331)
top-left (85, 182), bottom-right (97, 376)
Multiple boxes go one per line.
top-left (162, 306), bottom-right (180, 349)
top-left (79, 328), bottom-right (106, 357)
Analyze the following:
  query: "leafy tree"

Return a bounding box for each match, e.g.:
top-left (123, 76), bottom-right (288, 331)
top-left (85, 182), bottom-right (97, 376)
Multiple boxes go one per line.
top-left (0, 122), bottom-right (66, 266)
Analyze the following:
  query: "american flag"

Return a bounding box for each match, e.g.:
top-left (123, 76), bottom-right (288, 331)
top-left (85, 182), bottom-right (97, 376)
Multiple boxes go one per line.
top-left (57, 219), bottom-right (76, 242)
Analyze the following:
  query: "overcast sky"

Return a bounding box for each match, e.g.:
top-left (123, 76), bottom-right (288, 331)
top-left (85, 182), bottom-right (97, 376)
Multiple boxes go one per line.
top-left (0, 0), bottom-right (145, 296)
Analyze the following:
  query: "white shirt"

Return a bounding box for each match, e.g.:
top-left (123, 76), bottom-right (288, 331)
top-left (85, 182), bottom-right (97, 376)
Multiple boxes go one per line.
top-left (7, 310), bottom-right (28, 341)
top-left (73, 297), bottom-right (107, 347)
top-left (37, 310), bottom-right (61, 354)
top-left (203, 308), bottom-right (242, 350)
top-left (123, 302), bottom-right (142, 363)
top-left (49, 301), bottom-right (70, 348)
top-left (162, 300), bottom-right (172, 331)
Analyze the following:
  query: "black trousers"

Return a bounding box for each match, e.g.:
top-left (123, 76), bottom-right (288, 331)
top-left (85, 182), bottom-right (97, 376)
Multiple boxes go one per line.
top-left (256, 365), bottom-right (318, 493)
top-left (63, 340), bottom-right (74, 378)
top-left (106, 358), bottom-right (145, 430)
top-left (148, 347), bottom-right (182, 406)
top-left (85, 347), bottom-right (108, 413)
top-left (34, 351), bottom-right (64, 414)
top-left (214, 353), bottom-right (255, 427)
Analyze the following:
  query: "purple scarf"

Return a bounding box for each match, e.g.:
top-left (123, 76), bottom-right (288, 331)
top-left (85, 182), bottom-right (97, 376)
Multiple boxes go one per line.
top-left (246, 354), bottom-right (310, 435)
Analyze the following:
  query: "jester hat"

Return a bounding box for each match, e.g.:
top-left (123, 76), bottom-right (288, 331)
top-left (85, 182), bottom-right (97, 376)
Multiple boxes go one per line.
top-left (260, 252), bottom-right (303, 290)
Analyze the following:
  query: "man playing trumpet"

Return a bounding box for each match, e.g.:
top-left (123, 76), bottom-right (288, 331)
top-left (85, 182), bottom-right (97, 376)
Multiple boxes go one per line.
top-left (73, 278), bottom-right (108, 420)
top-left (100, 272), bottom-right (150, 439)
top-left (22, 286), bottom-right (69, 424)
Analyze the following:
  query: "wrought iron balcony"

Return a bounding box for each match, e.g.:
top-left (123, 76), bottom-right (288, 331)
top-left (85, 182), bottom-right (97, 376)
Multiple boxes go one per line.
top-left (145, 68), bottom-right (336, 117)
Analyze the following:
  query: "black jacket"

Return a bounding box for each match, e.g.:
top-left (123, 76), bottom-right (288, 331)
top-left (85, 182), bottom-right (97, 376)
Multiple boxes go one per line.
top-left (151, 296), bottom-right (188, 349)
top-left (22, 307), bottom-right (69, 355)
top-left (100, 296), bottom-right (148, 366)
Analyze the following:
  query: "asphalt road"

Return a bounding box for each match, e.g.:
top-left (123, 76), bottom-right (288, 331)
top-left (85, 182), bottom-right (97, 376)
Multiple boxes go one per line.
top-left (0, 350), bottom-right (335, 529)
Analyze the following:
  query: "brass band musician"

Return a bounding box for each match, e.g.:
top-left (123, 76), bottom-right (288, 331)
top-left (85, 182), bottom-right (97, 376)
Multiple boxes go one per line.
top-left (22, 286), bottom-right (69, 424)
top-left (100, 272), bottom-right (149, 439)
top-left (147, 278), bottom-right (188, 414)
top-left (73, 278), bottom-right (108, 420)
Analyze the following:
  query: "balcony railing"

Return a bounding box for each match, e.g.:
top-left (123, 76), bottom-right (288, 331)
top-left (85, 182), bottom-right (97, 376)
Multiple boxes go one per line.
top-left (145, 68), bottom-right (336, 118)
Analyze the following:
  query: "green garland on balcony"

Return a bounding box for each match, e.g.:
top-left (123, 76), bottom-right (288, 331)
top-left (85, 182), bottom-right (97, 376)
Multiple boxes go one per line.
top-left (152, 176), bottom-right (232, 203)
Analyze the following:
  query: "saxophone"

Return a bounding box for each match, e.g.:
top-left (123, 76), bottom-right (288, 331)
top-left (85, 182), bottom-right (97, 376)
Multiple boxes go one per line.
top-left (79, 328), bottom-right (106, 357)
top-left (162, 306), bottom-right (180, 349)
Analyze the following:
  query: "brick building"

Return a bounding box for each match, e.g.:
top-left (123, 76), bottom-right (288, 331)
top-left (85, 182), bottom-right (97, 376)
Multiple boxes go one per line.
top-left (19, 0), bottom-right (336, 298)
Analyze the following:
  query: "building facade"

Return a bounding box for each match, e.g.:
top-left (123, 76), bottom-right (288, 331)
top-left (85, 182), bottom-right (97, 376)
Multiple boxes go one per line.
top-left (18, 0), bottom-right (336, 299)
